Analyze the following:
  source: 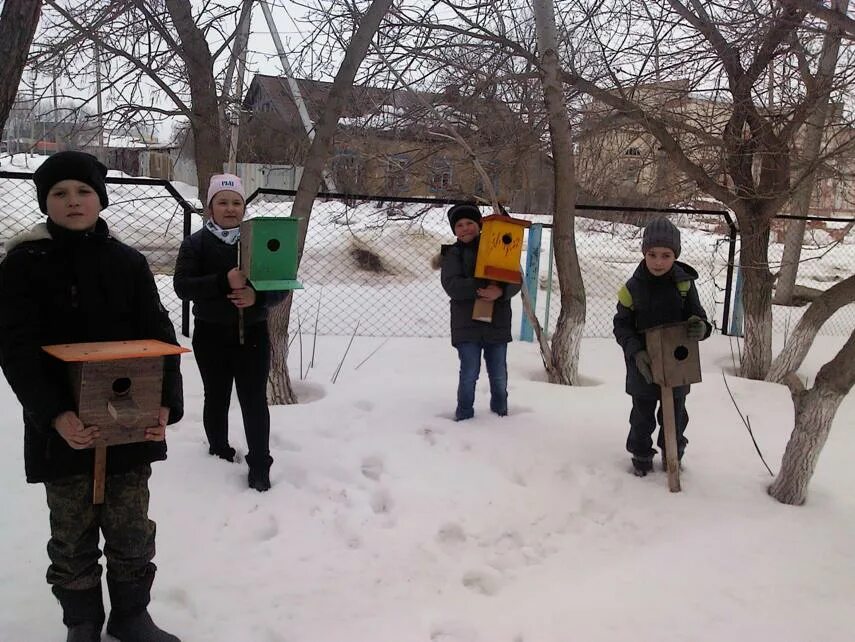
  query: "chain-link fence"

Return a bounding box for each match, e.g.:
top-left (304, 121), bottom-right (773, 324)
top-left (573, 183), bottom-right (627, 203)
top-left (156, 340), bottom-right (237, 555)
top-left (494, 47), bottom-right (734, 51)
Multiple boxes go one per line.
top-left (0, 170), bottom-right (197, 329)
top-left (245, 189), bottom-right (854, 339)
top-left (2, 171), bottom-right (851, 339)
top-left (244, 191), bottom-right (730, 338)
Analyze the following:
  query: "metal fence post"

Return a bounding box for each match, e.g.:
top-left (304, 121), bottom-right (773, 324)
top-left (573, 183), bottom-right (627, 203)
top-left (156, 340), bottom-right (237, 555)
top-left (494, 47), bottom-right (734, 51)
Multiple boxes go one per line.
top-left (729, 263), bottom-right (745, 337)
top-left (543, 227), bottom-right (555, 338)
top-left (520, 223), bottom-right (542, 342)
top-left (720, 212), bottom-right (738, 335)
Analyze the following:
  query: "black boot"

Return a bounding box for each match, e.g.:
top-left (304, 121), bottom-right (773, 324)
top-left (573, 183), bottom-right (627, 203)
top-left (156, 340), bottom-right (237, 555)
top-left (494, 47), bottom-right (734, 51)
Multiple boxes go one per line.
top-left (631, 456), bottom-right (654, 477)
top-left (106, 573), bottom-right (180, 642)
top-left (247, 453), bottom-right (273, 492)
top-left (208, 445), bottom-right (236, 462)
top-left (53, 585), bottom-right (104, 642)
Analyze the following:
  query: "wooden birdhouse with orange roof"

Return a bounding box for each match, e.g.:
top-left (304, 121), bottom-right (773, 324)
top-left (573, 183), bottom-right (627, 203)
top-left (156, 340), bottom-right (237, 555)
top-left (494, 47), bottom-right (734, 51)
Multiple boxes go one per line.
top-left (41, 339), bottom-right (189, 503)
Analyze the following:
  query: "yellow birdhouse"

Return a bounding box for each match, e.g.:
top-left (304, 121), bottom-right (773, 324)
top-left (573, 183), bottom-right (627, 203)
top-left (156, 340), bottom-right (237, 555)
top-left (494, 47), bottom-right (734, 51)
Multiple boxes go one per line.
top-left (474, 214), bottom-right (531, 284)
top-left (644, 322), bottom-right (702, 388)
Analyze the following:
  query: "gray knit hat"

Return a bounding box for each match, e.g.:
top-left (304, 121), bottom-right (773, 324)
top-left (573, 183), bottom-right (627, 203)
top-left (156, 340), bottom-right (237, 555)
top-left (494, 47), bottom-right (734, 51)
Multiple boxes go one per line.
top-left (642, 217), bottom-right (681, 258)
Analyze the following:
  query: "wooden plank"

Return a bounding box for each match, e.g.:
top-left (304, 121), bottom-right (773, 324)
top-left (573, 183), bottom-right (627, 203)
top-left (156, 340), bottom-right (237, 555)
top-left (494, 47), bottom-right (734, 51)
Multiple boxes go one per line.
top-left (472, 298), bottom-right (494, 322)
top-left (93, 446), bottom-right (106, 504)
top-left (661, 386), bottom-right (682, 493)
top-left (42, 340), bottom-right (189, 363)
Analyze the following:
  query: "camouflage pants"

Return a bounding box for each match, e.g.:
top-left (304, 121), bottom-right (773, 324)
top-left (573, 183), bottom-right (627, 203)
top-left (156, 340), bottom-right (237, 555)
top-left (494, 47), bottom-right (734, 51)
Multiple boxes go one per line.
top-left (43, 464), bottom-right (156, 590)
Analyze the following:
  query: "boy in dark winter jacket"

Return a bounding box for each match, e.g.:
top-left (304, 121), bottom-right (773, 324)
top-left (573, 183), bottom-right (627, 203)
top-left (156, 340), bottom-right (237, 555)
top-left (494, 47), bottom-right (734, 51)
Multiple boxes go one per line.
top-left (613, 218), bottom-right (712, 476)
top-left (173, 174), bottom-right (285, 492)
top-left (0, 151), bottom-right (184, 642)
top-left (440, 204), bottom-right (521, 421)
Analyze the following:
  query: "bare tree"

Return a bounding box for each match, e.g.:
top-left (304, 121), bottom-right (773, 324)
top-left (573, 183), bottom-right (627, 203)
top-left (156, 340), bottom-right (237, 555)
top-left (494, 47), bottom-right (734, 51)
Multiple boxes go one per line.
top-left (774, 0), bottom-right (850, 305)
top-left (267, 0), bottom-right (395, 404)
top-left (0, 1), bottom-right (41, 135)
top-left (39, 1), bottom-right (250, 198)
top-left (764, 275), bottom-right (855, 504)
top-left (532, 0), bottom-right (585, 384)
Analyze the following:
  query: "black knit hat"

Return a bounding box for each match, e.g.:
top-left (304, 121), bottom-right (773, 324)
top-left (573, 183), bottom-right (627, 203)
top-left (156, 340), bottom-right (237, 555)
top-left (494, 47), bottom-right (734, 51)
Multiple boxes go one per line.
top-left (447, 204), bottom-right (482, 231)
top-left (642, 217), bottom-right (681, 258)
top-left (33, 151), bottom-right (109, 214)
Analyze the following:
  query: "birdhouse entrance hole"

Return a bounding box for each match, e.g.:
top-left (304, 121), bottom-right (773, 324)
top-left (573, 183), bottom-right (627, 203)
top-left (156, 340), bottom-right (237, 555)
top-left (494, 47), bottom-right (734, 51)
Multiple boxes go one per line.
top-left (112, 377), bottom-right (132, 396)
top-left (673, 345), bottom-right (689, 361)
top-left (267, 239), bottom-right (281, 252)
top-left (502, 233), bottom-right (513, 245)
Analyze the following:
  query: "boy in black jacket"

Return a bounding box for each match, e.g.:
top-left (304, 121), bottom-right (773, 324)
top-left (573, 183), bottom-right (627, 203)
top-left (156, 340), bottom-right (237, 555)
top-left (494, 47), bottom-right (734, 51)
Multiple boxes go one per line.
top-left (440, 204), bottom-right (521, 421)
top-left (613, 218), bottom-right (711, 476)
top-left (0, 151), bottom-right (184, 641)
top-left (173, 174), bottom-right (284, 491)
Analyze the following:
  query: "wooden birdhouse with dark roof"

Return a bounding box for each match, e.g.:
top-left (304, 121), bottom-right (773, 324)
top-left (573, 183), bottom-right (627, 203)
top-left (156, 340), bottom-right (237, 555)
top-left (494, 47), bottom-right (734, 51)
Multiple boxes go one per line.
top-left (239, 216), bottom-right (303, 291)
top-left (41, 339), bottom-right (189, 503)
top-left (474, 214), bottom-right (531, 284)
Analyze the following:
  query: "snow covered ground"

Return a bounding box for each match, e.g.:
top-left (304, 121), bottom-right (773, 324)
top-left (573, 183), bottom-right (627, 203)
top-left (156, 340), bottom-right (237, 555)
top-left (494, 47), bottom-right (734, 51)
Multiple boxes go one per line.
top-left (1, 333), bottom-right (853, 642)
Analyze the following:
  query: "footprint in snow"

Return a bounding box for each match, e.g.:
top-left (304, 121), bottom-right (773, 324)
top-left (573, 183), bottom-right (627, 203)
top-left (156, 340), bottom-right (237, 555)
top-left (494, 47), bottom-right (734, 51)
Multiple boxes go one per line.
top-left (461, 568), bottom-right (502, 596)
top-left (361, 455), bottom-right (384, 481)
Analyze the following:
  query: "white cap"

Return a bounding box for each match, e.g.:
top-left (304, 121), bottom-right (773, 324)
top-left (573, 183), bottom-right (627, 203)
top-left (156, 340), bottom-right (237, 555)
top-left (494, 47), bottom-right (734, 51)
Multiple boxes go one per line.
top-left (207, 173), bottom-right (245, 206)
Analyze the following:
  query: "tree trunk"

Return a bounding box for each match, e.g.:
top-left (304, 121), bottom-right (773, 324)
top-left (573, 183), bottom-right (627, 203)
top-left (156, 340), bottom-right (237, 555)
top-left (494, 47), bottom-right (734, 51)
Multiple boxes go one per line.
top-left (738, 214), bottom-right (775, 379)
top-left (267, 294), bottom-right (297, 404)
top-left (773, 0), bottom-right (848, 305)
top-left (165, 0), bottom-right (224, 199)
top-left (768, 329), bottom-right (855, 504)
top-left (767, 274), bottom-right (855, 383)
top-left (267, 0), bottom-right (394, 404)
top-left (0, 1), bottom-right (41, 134)
top-left (533, 0), bottom-right (585, 385)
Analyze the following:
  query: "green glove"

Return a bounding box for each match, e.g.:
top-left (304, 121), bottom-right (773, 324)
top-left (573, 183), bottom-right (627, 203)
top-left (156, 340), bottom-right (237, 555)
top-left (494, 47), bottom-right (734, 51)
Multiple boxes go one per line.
top-left (686, 315), bottom-right (707, 340)
top-left (634, 350), bottom-right (654, 384)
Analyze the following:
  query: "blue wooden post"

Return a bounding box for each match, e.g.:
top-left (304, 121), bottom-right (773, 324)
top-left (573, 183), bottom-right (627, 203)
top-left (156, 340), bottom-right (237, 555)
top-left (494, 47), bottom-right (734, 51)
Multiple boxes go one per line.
top-left (729, 263), bottom-right (745, 337)
top-left (520, 224), bottom-right (542, 342)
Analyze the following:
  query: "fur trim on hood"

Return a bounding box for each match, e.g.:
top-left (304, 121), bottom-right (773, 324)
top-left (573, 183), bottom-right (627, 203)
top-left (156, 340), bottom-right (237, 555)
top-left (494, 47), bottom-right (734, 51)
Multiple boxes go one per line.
top-left (4, 222), bottom-right (51, 254)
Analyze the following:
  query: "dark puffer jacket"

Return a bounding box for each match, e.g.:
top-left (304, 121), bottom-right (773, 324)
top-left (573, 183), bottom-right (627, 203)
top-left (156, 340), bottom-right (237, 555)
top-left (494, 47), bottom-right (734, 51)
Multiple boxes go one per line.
top-left (440, 237), bottom-right (521, 346)
top-left (173, 227), bottom-right (285, 327)
top-left (613, 260), bottom-right (712, 398)
top-left (0, 218), bottom-right (184, 483)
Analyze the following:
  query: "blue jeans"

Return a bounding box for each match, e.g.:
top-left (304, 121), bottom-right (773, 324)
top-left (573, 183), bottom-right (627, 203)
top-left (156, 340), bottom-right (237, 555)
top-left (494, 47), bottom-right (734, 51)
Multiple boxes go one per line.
top-left (455, 341), bottom-right (508, 419)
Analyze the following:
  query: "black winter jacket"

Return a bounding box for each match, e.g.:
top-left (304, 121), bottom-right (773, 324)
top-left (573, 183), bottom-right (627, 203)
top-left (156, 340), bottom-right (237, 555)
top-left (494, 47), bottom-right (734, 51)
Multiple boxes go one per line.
top-left (0, 218), bottom-right (184, 483)
top-left (173, 228), bottom-right (285, 327)
top-left (613, 260), bottom-right (711, 398)
top-left (440, 237), bottom-right (521, 346)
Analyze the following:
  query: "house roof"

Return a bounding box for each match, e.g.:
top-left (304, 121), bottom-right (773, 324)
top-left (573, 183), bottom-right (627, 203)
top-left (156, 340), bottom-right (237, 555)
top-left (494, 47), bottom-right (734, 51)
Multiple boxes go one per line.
top-left (244, 74), bottom-right (514, 137)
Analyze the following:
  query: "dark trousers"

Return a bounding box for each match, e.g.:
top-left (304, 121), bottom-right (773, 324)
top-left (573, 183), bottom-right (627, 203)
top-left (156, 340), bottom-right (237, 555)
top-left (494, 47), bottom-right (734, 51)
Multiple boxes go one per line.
top-left (193, 320), bottom-right (271, 466)
top-left (626, 393), bottom-right (689, 460)
top-left (44, 465), bottom-right (155, 591)
top-left (455, 341), bottom-right (508, 419)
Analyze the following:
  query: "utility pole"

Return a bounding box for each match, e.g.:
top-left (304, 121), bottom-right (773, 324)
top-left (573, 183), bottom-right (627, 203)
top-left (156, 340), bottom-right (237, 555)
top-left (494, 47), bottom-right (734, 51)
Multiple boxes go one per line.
top-left (260, 0), bottom-right (336, 191)
top-left (94, 42), bottom-right (105, 161)
top-left (228, 0), bottom-right (253, 172)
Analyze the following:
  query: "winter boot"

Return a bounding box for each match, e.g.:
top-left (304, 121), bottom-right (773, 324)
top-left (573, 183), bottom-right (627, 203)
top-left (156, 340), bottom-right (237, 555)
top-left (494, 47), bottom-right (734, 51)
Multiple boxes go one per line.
top-left (106, 573), bottom-right (180, 642)
top-left (208, 445), bottom-right (236, 463)
top-left (631, 456), bottom-right (654, 477)
top-left (247, 453), bottom-right (273, 492)
top-left (53, 585), bottom-right (105, 642)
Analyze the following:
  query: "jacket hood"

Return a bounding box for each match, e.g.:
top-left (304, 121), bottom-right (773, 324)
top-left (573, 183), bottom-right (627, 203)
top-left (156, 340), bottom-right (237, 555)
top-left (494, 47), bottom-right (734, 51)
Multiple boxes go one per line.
top-left (4, 222), bottom-right (52, 254)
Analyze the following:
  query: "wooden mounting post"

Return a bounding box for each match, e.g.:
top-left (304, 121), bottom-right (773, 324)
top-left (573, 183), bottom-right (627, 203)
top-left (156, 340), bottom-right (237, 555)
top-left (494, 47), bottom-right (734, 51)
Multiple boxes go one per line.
top-left (660, 386), bottom-right (681, 492)
top-left (93, 445), bottom-right (107, 504)
top-left (472, 298), bottom-right (494, 322)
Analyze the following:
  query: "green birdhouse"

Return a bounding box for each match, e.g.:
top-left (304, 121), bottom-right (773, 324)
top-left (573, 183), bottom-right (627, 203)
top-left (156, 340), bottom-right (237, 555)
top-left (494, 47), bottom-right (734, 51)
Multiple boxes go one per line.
top-left (239, 216), bottom-right (303, 291)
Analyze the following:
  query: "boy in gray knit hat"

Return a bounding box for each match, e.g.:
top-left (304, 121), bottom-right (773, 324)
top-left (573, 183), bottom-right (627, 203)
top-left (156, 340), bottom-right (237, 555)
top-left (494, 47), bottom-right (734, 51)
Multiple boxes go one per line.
top-left (613, 217), bottom-right (711, 476)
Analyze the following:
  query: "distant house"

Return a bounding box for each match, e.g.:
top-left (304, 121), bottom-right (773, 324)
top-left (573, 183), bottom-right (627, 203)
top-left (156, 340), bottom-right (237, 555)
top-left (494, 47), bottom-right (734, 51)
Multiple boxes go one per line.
top-left (575, 79), bottom-right (855, 218)
top-left (238, 74), bottom-right (553, 212)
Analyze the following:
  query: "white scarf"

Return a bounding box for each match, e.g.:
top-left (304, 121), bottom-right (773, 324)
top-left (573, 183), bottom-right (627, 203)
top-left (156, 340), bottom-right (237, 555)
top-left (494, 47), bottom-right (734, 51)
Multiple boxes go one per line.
top-left (205, 219), bottom-right (241, 245)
